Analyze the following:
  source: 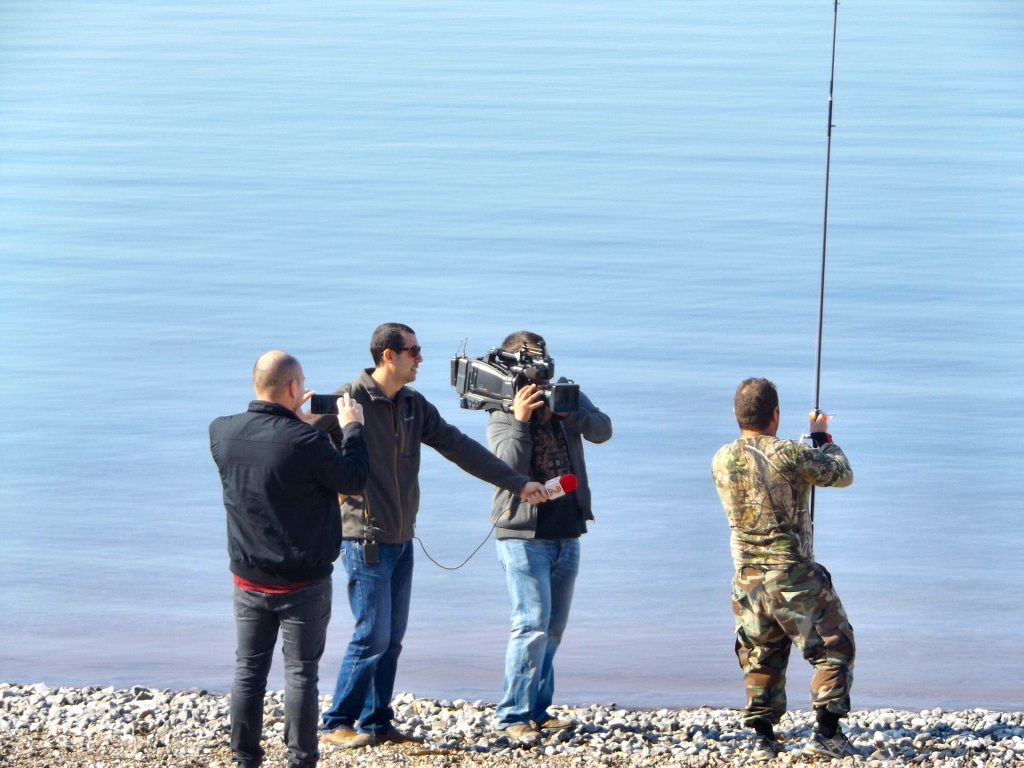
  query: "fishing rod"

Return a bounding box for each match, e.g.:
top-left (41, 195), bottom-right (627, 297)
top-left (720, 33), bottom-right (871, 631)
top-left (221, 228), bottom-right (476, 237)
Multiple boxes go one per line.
top-left (810, 0), bottom-right (840, 523)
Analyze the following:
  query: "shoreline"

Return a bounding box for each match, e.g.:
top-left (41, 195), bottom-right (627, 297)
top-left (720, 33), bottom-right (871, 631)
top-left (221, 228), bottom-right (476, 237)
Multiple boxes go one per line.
top-left (2, 683), bottom-right (1022, 767)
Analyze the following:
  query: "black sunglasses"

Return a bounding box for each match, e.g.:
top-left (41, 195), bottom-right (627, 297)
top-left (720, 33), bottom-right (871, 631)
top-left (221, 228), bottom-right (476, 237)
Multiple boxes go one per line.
top-left (393, 346), bottom-right (422, 357)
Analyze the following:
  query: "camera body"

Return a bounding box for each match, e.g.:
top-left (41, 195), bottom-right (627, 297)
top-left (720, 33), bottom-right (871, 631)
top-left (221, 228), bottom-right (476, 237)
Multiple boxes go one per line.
top-left (451, 344), bottom-right (580, 413)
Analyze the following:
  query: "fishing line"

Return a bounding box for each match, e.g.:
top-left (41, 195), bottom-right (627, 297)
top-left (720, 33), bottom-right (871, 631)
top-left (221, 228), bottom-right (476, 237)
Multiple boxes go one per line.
top-left (810, 0), bottom-right (840, 523)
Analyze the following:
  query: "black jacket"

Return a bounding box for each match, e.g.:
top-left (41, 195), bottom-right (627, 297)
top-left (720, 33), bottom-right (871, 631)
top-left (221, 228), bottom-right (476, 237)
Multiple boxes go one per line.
top-left (209, 400), bottom-right (369, 583)
top-left (311, 369), bottom-right (530, 544)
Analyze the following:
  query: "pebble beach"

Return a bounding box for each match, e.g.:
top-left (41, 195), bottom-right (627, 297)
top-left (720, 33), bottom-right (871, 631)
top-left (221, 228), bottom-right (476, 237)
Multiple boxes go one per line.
top-left (2, 683), bottom-right (1023, 767)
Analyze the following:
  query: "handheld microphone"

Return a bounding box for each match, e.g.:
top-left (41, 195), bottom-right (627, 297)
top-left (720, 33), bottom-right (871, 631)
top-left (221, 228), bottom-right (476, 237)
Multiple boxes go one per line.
top-left (544, 474), bottom-right (578, 500)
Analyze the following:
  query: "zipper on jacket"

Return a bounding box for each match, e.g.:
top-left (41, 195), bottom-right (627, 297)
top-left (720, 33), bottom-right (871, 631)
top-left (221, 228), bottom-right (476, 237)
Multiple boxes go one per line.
top-left (389, 400), bottom-right (405, 541)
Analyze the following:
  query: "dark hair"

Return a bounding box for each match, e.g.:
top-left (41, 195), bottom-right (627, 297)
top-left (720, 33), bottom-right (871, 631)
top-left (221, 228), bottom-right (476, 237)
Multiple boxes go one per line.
top-left (252, 351), bottom-right (301, 396)
top-left (734, 378), bottom-right (779, 430)
top-left (501, 330), bottom-right (545, 352)
top-left (370, 323), bottom-right (415, 366)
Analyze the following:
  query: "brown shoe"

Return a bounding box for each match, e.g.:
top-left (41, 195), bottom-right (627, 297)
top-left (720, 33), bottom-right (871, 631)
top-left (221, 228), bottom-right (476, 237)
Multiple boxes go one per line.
top-left (535, 717), bottom-right (574, 733)
top-left (504, 723), bottom-right (541, 745)
top-left (376, 727), bottom-right (425, 744)
top-left (321, 728), bottom-right (375, 748)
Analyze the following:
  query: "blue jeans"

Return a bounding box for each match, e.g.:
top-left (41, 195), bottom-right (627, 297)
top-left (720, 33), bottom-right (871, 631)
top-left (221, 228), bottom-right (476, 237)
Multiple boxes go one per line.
top-left (322, 541), bottom-right (413, 735)
top-left (231, 577), bottom-right (332, 768)
top-left (495, 538), bottom-right (580, 728)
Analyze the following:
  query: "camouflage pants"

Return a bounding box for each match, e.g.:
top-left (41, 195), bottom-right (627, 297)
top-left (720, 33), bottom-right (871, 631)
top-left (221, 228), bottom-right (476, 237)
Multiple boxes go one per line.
top-left (732, 562), bottom-right (855, 725)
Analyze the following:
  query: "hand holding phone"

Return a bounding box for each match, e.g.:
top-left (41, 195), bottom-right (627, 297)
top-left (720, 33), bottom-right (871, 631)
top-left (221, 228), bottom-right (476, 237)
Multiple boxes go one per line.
top-left (337, 393), bottom-right (364, 426)
top-left (310, 393), bottom-right (365, 426)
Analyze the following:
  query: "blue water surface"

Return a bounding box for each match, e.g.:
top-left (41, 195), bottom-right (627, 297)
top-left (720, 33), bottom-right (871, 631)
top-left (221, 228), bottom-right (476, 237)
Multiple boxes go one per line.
top-left (1, 0), bottom-right (1022, 709)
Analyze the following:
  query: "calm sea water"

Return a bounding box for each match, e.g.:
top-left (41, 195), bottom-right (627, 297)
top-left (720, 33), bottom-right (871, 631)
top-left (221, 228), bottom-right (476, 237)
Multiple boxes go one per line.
top-left (2, 0), bottom-right (1022, 710)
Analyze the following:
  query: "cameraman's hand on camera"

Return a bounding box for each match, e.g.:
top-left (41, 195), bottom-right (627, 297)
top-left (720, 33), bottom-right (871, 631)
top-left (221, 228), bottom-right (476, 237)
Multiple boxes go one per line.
top-left (338, 392), bottom-right (365, 426)
top-left (519, 481), bottom-right (548, 504)
top-left (296, 390), bottom-right (318, 422)
top-left (513, 384), bottom-right (545, 423)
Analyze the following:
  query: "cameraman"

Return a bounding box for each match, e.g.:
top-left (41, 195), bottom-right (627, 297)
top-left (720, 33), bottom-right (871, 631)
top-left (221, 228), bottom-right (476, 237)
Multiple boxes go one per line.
top-left (486, 331), bottom-right (612, 745)
top-left (209, 351), bottom-right (369, 768)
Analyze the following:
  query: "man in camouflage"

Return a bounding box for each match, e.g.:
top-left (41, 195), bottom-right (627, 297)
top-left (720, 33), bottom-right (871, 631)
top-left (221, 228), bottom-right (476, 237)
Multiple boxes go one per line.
top-left (711, 378), bottom-right (856, 760)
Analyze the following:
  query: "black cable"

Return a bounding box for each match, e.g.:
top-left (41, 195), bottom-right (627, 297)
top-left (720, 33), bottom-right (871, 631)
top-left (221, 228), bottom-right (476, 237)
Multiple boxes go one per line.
top-left (414, 526), bottom-right (496, 571)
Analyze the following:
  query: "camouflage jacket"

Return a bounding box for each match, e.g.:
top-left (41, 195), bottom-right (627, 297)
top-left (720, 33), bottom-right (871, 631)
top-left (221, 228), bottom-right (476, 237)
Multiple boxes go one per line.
top-left (711, 435), bottom-right (853, 569)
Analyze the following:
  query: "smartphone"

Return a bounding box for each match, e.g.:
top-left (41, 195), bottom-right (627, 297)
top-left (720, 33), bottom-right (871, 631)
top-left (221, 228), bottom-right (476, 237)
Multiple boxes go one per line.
top-left (309, 394), bottom-right (340, 415)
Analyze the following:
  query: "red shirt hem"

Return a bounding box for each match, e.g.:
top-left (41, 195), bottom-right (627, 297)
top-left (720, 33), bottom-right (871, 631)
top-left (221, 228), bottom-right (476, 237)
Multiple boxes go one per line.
top-left (233, 574), bottom-right (309, 594)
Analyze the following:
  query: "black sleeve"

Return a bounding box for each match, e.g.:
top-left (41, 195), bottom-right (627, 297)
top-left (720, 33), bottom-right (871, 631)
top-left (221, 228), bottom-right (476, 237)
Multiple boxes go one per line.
top-left (307, 422), bottom-right (369, 495)
top-left (208, 421), bottom-right (220, 467)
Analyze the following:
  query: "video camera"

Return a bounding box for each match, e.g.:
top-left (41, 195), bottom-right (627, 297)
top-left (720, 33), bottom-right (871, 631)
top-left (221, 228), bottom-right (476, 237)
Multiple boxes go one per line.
top-left (451, 341), bottom-right (580, 414)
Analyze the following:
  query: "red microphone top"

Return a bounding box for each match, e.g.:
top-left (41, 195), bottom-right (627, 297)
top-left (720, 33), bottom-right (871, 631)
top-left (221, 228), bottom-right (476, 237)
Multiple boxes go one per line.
top-left (559, 474), bottom-right (578, 493)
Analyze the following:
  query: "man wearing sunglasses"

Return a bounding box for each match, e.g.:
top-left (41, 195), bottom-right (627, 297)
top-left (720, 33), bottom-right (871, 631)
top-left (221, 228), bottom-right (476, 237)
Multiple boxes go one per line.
top-left (312, 322), bottom-right (548, 748)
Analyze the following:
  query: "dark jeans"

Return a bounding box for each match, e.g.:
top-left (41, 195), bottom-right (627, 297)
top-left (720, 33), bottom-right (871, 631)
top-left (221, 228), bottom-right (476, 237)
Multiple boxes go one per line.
top-left (321, 541), bottom-right (413, 735)
top-left (231, 578), bottom-right (332, 768)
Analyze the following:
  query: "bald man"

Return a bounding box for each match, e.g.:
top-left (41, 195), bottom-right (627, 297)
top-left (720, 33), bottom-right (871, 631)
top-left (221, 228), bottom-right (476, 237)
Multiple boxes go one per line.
top-left (210, 351), bottom-right (370, 768)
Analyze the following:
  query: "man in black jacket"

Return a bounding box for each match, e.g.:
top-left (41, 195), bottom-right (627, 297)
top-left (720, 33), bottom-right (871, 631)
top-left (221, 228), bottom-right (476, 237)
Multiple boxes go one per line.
top-left (312, 323), bottom-right (547, 748)
top-left (210, 350), bottom-right (369, 768)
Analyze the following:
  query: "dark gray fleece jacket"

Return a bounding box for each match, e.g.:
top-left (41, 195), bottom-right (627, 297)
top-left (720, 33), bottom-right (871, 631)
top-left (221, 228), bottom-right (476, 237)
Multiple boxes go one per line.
top-left (311, 369), bottom-right (530, 544)
top-left (486, 391), bottom-right (612, 539)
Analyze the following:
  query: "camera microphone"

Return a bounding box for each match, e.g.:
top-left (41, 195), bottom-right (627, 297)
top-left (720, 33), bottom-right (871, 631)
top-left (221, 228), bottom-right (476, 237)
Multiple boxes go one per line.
top-left (544, 474), bottom-right (578, 500)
